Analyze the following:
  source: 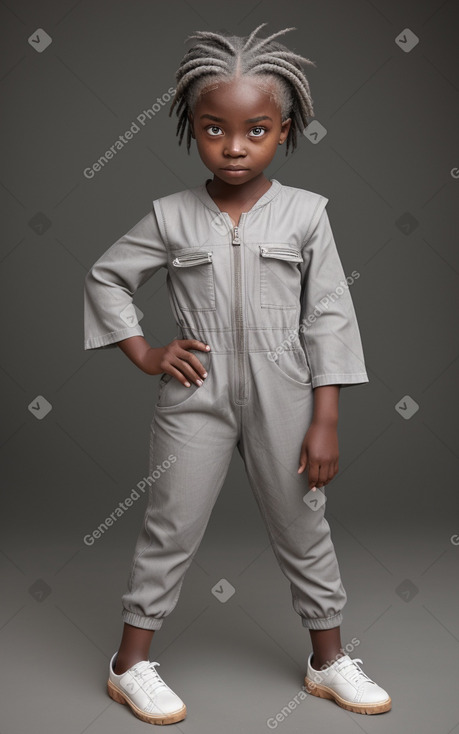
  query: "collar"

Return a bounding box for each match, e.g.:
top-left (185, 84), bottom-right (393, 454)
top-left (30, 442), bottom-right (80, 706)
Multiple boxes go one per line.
top-left (192, 177), bottom-right (282, 215)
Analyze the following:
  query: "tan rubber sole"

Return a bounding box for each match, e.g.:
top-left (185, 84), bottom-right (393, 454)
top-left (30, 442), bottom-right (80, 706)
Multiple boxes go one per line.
top-left (107, 679), bottom-right (187, 725)
top-left (304, 676), bottom-right (392, 715)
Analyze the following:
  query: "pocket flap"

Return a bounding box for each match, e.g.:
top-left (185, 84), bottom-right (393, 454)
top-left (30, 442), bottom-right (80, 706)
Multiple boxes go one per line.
top-left (172, 251), bottom-right (213, 267)
top-left (259, 245), bottom-right (303, 263)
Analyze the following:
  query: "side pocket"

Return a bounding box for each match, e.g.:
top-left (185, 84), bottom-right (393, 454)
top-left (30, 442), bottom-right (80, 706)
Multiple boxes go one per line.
top-left (157, 371), bottom-right (172, 400)
top-left (156, 349), bottom-right (212, 410)
top-left (271, 348), bottom-right (312, 389)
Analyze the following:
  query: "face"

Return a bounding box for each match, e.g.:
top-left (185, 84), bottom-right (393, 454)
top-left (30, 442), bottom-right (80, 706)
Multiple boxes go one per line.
top-left (188, 75), bottom-right (291, 187)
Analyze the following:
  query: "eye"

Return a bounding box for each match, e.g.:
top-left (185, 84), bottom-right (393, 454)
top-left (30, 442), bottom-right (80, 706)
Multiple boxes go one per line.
top-left (249, 127), bottom-right (267, 137)
top-left (206, 125), bottom-right (223, 136)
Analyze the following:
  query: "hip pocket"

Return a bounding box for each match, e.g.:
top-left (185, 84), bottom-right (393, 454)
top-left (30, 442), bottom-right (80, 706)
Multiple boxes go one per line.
top-left (156, 348), bottom-right (213, 410)
top-left (259, 245), bottom-right (303, 309)
top-left (170, 249), bottom-right (216, 311)
top-left (270, 348), bottom-right (312, 389)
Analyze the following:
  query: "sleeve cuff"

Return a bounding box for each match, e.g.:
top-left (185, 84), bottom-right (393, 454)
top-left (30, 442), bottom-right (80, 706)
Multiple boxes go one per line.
top-left (311, 372), bottom-right (370, 388)
top-left (84, 325), bottom-right (145, 350)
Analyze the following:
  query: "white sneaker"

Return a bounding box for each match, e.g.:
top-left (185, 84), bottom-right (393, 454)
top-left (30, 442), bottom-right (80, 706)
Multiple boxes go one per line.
top-left (304, 653), bottom-right (391, 715)
top-left (107, 651), bottom-right (187, 725)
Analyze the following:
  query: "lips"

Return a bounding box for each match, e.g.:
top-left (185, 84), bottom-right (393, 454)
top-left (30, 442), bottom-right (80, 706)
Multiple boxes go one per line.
top-left (221, 167), bottom-right (248, 171)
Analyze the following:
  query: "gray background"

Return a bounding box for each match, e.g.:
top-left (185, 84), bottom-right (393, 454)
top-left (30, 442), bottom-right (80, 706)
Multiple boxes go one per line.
top-left (1, 1), bottom-right (458, 732)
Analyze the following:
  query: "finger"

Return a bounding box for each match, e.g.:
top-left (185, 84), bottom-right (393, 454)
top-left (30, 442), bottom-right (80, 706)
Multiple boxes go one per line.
top-left (181, 339), bottom-right (211, 352)
top-left (298, 446), bottom-right (308, 474)
top-left (175, 349), bottom-right (209, 383)
top-left (308, 460), bottom-right (320, 490)
top-left (167, 364), bottom-right (194, 387)
top-left (317, 461), bottom-right (332, 488)
top-left (171, 359), bottom-right (205, 386)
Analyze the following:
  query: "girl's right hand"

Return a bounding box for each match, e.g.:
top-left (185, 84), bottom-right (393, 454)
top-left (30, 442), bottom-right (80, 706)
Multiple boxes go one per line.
top-left (144, 339), bottom-right (211, 387)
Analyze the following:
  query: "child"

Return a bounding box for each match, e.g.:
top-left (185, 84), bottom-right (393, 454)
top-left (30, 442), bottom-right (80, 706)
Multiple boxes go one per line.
top-left (84, 23), bottom-right (391, 725)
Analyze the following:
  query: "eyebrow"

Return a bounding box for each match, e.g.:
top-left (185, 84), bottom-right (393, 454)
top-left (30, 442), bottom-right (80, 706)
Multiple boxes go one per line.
top-left (199, 114), bottom-right (273, 123)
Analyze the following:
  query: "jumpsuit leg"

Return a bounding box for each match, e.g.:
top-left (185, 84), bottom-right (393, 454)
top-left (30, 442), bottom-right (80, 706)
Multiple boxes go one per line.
top-left (236, 350), bottom-right (347, 631)
top-left (121, 359), bottom-right (238, 630)
top-left (120, 348), bottom-right (346, 632)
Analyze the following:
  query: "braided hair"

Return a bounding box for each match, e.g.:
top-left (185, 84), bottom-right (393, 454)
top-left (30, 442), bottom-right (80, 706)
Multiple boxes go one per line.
top-left (169, 23), bottom-right (316, 156)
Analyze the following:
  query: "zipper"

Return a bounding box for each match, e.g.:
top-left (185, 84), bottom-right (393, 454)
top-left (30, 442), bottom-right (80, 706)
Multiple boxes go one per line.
top-left (172, 251), bottom-right (213, 267)
top-left (259, 245), bottom-right (302, 262)
top-left (231, 222), bottom-right (247, 403)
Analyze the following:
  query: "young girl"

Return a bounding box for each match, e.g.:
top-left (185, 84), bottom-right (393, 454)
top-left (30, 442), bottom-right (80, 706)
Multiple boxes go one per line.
top-left (84, 23), bottom-right (391, 725)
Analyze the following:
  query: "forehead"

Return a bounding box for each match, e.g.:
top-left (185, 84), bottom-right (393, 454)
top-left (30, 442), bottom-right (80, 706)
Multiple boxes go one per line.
top-left (195, 75), bottom-right (281, 116)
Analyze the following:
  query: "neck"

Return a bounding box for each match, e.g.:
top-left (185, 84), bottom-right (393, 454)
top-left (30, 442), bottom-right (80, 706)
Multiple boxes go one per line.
top-left (206, 173), bottom-right (271, 204)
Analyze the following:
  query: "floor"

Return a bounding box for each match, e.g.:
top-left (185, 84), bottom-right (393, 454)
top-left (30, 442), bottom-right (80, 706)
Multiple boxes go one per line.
top-left (1, 470), bottom-right (458, 734)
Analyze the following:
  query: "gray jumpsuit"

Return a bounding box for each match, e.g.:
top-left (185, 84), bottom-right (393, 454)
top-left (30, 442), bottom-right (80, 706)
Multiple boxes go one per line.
top-left (84, 178), bottom-right (369, 632)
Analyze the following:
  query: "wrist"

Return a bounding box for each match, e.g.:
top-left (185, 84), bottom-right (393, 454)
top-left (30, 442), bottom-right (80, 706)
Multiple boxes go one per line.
top-left (311, 384), bottom-right (340, 427)
top-left (311, 414), bottom-right (338, 428)
top-left (140, 346), bottom-right (165, 375)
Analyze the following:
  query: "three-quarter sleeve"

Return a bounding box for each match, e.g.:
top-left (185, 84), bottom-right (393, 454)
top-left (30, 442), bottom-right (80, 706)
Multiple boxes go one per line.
top-left (299, 206), bottom-right (369, 389)
top-left (84, 207), bottom-right (168, 350)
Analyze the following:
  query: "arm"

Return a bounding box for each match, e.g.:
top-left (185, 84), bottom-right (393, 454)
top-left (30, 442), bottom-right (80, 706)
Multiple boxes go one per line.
top-left (84, 207), bottom-right (211, 384)
top-left (298, 204), bottom-right (369, 389)
top-left (297, 201), bottom-right (368, 486)
top-left (116, 335), bottom-right (164, 374)
top-left (116, 335), bottom-right (210, 386)
top-left (84, 207), bottom-right (168, 351)
top-left (298, 385), bottom-right (340, 490)
top-left (83, 206), bottom-right (210, 384)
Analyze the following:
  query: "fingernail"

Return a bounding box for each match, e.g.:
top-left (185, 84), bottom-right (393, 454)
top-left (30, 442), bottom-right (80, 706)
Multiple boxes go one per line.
top-left (205, 345), bottom-right (210, 350)
top-left (196, 379), bottom-right (203, 386)
top-left (202, 371), bottom-right (208, 378)
top-left (184, 381), bottom-right (191, 387)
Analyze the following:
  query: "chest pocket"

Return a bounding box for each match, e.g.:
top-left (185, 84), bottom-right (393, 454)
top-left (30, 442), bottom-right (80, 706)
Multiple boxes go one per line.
top-left (170, 249), bottom-right (216, 311)
top-left (259, 245), bottom-right (303, 309)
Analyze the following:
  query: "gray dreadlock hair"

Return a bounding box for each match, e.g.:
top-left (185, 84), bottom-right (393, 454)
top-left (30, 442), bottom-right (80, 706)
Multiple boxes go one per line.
top-left (168, 23), bottom-right (316, 156)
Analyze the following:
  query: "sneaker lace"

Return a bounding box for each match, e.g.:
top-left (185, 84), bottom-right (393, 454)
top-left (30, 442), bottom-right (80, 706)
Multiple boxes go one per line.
top-left (131, 661), bottom-right (169, 698)
top-left (337, 657), bottom-right (375, 688)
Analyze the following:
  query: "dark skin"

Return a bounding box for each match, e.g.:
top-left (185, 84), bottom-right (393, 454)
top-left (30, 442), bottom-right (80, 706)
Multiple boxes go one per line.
top-left (113, 76), bottom-right (344, 674)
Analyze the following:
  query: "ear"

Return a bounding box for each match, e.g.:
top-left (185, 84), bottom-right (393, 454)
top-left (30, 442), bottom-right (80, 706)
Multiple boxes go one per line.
top-left (279, 117), bottom-right (292, 144)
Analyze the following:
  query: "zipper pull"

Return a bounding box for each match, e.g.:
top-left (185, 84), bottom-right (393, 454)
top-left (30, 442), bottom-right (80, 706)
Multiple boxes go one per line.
top-left (232, 226), bottom-right (241, 246)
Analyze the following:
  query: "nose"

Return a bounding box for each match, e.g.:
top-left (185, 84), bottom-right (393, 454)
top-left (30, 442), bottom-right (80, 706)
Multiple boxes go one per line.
top-left (223, 134), bottom-right (247, 157)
